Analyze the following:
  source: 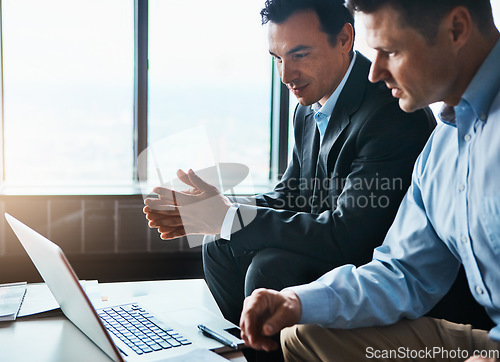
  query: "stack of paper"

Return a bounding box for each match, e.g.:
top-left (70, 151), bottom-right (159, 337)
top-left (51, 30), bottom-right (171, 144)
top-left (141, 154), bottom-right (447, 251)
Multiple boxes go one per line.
top-left (0, 282), bottom-right (27, 322)
top-left (17, 280), bottom-right (100, 318)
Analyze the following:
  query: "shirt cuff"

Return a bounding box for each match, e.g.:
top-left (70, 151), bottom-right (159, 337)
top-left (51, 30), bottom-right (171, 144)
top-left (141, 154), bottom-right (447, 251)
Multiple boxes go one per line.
top-left (284, 281), bottom-right (333, 325)
top-left (220, 203), bottom-right (240, 240)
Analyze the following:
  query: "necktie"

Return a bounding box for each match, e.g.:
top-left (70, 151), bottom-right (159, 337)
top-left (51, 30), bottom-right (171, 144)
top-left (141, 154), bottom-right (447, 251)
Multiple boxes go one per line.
top-left (312, 112), bottom-right (329, 213)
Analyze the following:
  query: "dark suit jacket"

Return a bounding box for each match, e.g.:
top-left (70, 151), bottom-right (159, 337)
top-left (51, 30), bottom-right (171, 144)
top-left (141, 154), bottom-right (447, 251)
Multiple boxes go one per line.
top-left (227, 52), bottom-right (436, 266)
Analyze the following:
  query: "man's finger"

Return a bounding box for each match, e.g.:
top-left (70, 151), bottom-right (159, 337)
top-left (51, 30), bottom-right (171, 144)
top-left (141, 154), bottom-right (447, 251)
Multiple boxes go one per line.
top-left (144, 206), bottom-right (180, 215)
top-left (154, 225), bottom-right (176, 233)
top-left (144, 203), bottom-right (179, 212)
top-left (144, 198), bottom-right (173, 207)
top-left (151, 216), bottom-right (183, 228)
top-left (145, 206), bottom-right (180, 215)
top-left (151, 187), bottom-right (177, 200)
top-left (152, 187), bottom-right (198, 205)
top-left (160, 227), bottom-right (186, 240)
top-left (187, 169), bottom-right (218, 193)
top-left (144, 205), bottom-right (179, 215)
top-left (146, 192), bottom-right (188, 207)
top-left (177, 169), bottom-right (195, 188)
top-left (152, 187), bottom-right (188, 204)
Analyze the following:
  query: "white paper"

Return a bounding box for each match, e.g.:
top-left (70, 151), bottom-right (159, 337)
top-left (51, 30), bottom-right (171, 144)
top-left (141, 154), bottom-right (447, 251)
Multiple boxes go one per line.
top-left (0, 282), bottom-right (27, 321)
top-left (17, 280), bottom-right (100, 317)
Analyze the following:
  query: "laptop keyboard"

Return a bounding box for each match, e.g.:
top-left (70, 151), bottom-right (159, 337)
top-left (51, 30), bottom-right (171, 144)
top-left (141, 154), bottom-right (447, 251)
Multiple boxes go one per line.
top-left (97, 303), bottom-right (192, 355)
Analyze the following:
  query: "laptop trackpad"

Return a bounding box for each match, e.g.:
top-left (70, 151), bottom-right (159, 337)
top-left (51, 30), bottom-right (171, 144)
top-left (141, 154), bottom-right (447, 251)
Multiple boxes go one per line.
top-left (164, 307), bottom-right (228, 327)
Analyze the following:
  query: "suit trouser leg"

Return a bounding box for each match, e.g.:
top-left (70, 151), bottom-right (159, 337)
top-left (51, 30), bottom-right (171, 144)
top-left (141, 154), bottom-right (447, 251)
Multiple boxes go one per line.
top-left (243, 247), bottom-right (337, 297)
top-left (202, 239), bottom-right (254, 325)
top-left (281, 317), bottom-right (500, 362)
top-left (203, 240), bottom-right (337, 324)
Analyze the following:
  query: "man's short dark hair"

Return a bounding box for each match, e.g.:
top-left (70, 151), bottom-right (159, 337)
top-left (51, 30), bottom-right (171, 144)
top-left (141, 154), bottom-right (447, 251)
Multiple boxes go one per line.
top-left (347, 0), bottom-right (494, 43)
top-left (261, 0), bottom-right (355, 47)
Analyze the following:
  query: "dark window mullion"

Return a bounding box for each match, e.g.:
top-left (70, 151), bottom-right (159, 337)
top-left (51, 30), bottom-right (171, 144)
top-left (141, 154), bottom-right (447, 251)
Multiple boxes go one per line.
top-left (277, 82), bottom-right (289, 178)
top-left (269, 58), bottom-right (289, 181)
top-left (133, 0), bottom-right (148, 182)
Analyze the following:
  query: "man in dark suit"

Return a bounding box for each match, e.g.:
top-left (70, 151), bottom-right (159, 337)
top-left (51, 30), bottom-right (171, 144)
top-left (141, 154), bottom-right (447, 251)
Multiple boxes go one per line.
top-left (144, 0), bottom-right (435, 326)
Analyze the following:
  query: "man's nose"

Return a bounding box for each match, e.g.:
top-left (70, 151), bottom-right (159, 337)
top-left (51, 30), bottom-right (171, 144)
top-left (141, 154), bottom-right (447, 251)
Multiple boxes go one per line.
top-left (280, 60), bottom-right (298, 85)
top-left (369, 54), bottom-right (389, 83)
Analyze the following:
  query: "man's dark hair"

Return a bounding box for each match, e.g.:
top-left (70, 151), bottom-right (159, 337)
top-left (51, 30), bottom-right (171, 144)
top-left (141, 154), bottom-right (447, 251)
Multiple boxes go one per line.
top-left (347, 0), bottom-right (494, 43)
top-left (261, 0), bottom-right (355, 47)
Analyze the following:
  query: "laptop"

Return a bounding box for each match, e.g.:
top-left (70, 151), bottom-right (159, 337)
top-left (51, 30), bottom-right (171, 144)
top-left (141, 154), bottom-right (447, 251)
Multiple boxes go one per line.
top-left (5, 213), bottom-right (244, 361)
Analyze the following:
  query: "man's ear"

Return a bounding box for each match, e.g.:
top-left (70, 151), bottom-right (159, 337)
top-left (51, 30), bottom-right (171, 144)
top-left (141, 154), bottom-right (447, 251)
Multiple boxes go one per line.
top-left (337, 23), bottom-right (354, 53)
top-left (446, 6), bottom-right (472, 51)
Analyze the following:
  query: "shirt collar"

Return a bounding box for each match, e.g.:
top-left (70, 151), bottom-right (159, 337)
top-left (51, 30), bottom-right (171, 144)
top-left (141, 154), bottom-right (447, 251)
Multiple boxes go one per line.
top-left (311, 51), bottom-right (358, 116)
top-left (439, 38), bottom-right (500, 125)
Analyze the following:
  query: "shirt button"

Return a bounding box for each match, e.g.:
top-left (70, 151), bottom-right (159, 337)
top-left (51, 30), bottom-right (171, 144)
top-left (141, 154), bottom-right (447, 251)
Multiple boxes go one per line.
top-left (464, 134), bottom-right (471, 141)
top-left (480, 113), bottom-right (487, 121)
top-left (460, 235), bottom-right (468, 244)
top-left (476, 286), bottom-right (484, 295)
top-left (458, 184), bottom-right (465, 192)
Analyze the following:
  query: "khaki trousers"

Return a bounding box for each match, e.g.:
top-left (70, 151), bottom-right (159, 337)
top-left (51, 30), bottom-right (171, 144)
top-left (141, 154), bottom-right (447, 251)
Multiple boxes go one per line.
top-left (281, 317), bottom-right (500, 361)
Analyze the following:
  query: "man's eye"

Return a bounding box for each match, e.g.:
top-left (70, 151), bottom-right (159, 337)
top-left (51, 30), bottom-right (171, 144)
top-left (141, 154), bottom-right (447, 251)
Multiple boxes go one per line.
top-left (294, 53), bottom-right (307, 59)
top-left (384, 50), bottom-right (397, 57)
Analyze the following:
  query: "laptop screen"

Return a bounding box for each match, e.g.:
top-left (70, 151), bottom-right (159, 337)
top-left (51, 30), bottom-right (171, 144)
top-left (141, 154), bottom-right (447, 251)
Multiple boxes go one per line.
top-left (5, 213), bottom-right (123, 362)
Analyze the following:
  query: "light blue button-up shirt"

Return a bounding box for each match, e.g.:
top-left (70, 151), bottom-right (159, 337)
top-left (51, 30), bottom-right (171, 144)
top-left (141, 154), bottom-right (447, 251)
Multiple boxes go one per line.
top-left (289, 39), bottom-right (500, 342)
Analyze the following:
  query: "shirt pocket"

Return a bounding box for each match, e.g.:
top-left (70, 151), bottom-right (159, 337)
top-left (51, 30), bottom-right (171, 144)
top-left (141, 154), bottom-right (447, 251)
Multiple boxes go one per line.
top-left (481, 196), bottom-right (500, 254)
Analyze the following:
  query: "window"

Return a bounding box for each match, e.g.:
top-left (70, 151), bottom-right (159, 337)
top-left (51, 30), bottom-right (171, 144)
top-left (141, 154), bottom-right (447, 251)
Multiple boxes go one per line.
top-left (0, 0), bottom-right (272, 193)
top-left (148, 0), bottom-right (271, 189)
top-left (1, 0), bottom-right (134, 187)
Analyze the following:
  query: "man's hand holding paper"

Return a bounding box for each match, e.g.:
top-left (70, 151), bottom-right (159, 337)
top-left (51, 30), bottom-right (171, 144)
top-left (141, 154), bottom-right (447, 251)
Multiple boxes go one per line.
top-left (144, 169), bottom-right (232, 240)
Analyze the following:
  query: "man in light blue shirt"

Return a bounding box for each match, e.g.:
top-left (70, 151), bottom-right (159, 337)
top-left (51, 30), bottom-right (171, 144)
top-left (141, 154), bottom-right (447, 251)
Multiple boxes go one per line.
top-left (239, 1), bottom-right (500, 361)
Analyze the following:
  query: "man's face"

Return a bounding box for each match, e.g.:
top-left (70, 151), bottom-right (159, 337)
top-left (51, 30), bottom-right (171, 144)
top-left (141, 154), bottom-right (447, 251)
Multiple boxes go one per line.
top-left (268, 10), bottom-right (352, 106)
top-left (361, 6), bottom-right (457, 112)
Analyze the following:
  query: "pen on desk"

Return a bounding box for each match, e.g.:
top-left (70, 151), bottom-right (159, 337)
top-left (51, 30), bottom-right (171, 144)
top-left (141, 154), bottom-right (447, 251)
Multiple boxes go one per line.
top-left (198, 324), bottom-right (238, 349)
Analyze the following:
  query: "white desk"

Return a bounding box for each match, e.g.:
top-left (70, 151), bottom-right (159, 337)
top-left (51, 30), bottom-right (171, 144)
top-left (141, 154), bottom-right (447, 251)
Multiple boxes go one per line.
top-left (0, 279), bottom-right (246, 361)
